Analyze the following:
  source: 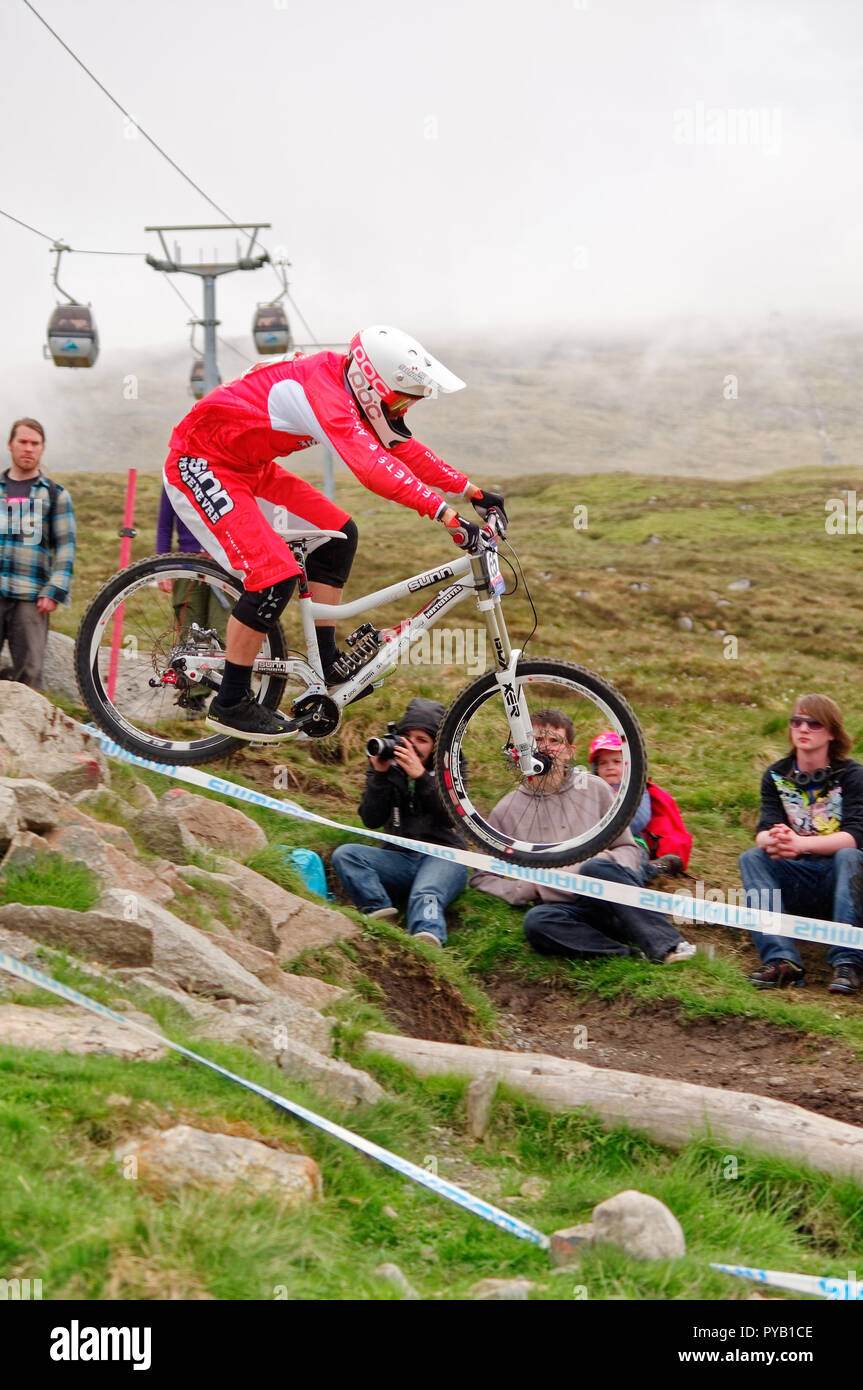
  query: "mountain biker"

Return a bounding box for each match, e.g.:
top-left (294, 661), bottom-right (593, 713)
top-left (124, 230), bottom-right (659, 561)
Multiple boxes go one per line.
top-left (161, 325), bottom-right (507, 743)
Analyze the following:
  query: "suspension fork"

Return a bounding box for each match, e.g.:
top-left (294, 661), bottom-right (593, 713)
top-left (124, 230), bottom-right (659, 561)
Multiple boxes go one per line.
top-left (472, 555), bottom-right (545, 776)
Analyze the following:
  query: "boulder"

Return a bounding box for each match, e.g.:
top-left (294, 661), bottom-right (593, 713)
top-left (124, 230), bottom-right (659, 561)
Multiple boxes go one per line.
top-left (40, 630), bottom-right (79, 702)
top-left (0, 1003), bottom-right (165, 1060)
top-left (182, 859), bottom-right (359, 957)
top-left (112, 968), bottom-right (229, 1022)
top-left (193, 994), bottom-right (332, 1056)
top-left (202, 934), bottom-right (347, 1008)
top-left (97, 889), bottom-right (271, 1003)
top-left (125, 780), bottom-right (158, 810)
top-left (0, 830), bottom-right (50, 871)
top-left (373, 1264), bottom-right (420, 1300)
top-left (160, 789), bottom-right (267, 858)
top-left (470, 1278), bottom-right (535, 1301)
top-left (0, 683), bottom-right (108, 785)
top-left (114, 1124), bottom-right (321, 1207)
top-left (135, 805), bottom-right (200, 863)
top-left (0, 786), bottom-right (20, 854)
top-left (43, 825), bottom-right (175, 905)
top-left (549, 1224), bottom-right (596, 1267)
top-left (53, 801), bottom-right (139, 852)
top-left (0, 778), bottom-right (64, 834)
top-left (278, 974), bottom-right (347, 1010)
top-left (49, 757), bottom-right (105, 797)
top-left (0, 903), bottom-right (152, 967)
top-left (275, 1037), bottom-right (385, 1108)
top-left (591, 1189), bottom-right (686, 1261)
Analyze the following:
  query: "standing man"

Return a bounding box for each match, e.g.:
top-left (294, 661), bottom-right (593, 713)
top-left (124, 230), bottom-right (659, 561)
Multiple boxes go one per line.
top-left (0, 419), bottom-right (76, 688)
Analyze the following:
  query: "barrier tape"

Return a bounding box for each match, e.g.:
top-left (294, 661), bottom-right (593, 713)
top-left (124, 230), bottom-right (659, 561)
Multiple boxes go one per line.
top-left (88, 728), bottom-right (863, 953)
top-left (0, 948), bottom-right (549, 1249)
top-left (711, 1263), bottom-right (863, 1300)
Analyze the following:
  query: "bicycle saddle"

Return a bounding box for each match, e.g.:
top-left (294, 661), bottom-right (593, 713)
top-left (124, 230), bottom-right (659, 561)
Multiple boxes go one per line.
top-left (280, 529), bottom-right (347, 543)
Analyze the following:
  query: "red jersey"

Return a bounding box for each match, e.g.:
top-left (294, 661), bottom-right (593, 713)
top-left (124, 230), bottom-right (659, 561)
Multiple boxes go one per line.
top-left (169, 351), bottom-right (468, 521)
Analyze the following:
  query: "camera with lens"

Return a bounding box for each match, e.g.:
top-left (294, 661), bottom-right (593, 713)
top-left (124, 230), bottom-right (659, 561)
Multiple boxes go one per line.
top-left (366, 722), bottom-right (402, 762)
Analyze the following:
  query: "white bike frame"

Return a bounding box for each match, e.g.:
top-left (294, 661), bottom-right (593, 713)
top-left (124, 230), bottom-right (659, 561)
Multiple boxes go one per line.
top-left (181, 526), bottom-right (543, 770)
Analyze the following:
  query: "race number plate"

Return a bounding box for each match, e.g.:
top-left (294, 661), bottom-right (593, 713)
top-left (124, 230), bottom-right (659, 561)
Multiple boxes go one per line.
top-left (485, 549), bottom-right (506, 596)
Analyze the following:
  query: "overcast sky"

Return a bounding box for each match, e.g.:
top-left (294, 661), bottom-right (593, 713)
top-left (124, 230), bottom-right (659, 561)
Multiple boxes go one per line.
top-left (1, 0), bottom-right (861, 388)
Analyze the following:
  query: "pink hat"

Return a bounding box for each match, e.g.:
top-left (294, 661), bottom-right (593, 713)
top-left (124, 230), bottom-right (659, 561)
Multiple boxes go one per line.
top-left (589, 731), bottom-right (622, 764)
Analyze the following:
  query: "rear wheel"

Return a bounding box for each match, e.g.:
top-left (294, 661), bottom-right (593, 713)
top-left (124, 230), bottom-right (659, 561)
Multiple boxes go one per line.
top-left (75, 553), bottom-right (289, 765)
top-left (435, 658), bottom-right (647, 866)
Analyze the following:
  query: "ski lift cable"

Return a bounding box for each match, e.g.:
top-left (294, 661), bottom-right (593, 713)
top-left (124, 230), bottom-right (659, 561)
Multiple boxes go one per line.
top-left (20, 0), bottom-right (236, 229)
top-left (0, 205), bottom-right (142, 256)
top-left (20, 1), bottom-right (321, 341)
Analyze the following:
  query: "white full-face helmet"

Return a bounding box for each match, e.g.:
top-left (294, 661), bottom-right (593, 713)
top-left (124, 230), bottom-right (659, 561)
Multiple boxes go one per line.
top-left (345, 324), bottom-right (466, 448)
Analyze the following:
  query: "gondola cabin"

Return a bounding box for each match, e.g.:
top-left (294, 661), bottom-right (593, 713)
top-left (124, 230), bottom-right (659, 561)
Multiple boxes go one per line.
top-left (252, 303), bottom-right (291, 354)
top-left (189, 359), bottom-right (206, 399)
top-left (46, 304), bottom-right (99, 368)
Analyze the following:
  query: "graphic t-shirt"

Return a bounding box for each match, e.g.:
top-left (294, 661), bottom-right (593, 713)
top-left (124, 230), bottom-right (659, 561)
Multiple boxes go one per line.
top-left (768, 772), bottom-right (843, 836)
top-left (756, 756), bottom-right (863, 849)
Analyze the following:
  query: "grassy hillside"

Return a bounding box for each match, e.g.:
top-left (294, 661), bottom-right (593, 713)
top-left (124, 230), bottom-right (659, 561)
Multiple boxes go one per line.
top-left (3, 462), bottom-right (862, 1300)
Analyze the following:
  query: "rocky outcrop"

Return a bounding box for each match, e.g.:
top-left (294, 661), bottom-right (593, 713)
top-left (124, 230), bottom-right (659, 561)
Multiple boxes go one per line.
top-left (0, 683), bottom-right (108, 785)
top-left (0, 1003), bottom-right (165, 1060)
top-left (114, 1125), bottom-right (322, 1206)
top-left (97, 890), bottom-right (272, 1003)
top-left (160, 789), bottom-right (267, 858)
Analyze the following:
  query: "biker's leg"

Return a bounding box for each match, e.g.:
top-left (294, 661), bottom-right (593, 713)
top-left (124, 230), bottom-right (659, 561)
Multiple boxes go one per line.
top-left (163, 453), bottom-right (300, 737)
top-left (254, 463), bottom-right (358, 673)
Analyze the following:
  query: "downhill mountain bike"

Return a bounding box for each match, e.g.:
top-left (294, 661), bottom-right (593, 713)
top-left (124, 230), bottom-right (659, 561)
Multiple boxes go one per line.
top-left (76, 520), bottom-right (647, 867)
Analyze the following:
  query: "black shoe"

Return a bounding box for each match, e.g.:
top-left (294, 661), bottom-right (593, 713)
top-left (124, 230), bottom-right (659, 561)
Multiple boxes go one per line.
top-left (323, 649), bottom-right (370, 686)
top-left (828, 964), bottom-right (861, 995)
top-left (644, 853), bottom-right (684, 880)
top-left (205, 693), bottom-right (297, 742)
top-left (748, 960), bottom-right (806, 989)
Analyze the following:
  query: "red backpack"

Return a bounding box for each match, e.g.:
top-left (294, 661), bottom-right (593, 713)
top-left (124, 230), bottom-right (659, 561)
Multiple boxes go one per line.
top-left (643, 780), bottom-right (693, 869)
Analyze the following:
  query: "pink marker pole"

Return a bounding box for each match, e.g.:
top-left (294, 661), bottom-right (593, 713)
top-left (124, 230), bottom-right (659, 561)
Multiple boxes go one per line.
top-left (106, 468), bottom-right (138, 704)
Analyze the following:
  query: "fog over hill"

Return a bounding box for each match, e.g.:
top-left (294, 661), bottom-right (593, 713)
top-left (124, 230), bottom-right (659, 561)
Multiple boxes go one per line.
top-left (3, 319), bottom-right (861, 483)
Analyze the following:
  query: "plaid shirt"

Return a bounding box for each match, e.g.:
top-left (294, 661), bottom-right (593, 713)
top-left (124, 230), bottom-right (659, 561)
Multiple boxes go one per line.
top-left (0, 470), bottom-right (76, 604)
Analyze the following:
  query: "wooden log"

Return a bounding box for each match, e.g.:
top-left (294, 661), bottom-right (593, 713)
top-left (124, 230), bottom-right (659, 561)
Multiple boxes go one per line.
top-left (364, 1031), bottom-right (863, 1184)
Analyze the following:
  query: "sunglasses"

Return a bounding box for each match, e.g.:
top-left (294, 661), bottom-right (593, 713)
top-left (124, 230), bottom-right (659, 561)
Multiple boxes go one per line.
top-left (789, 716), bottom-right (825, 730)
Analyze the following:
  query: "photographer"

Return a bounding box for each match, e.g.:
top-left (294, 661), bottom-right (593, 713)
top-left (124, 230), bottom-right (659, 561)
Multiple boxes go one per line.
top-left (331, 698), bottom-right (467, 947)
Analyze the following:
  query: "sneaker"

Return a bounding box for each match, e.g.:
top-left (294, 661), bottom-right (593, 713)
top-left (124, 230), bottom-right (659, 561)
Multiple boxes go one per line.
top-left (748, 959), bottom-right (805, 989)
top-left (323, 649), bottom-right (370, 687)
top-left (412, 930), bottom-right (443, 948)
top-left (828, 964), bottom-right (861, 995)
top-left (365, 906), bottom-right (399, 921)
top-left (205, 693), bottom-right (297, 743)
top-left (661, 940), bottom-right (697, 964)
top-left (645, 853), bottom-right (685, 881)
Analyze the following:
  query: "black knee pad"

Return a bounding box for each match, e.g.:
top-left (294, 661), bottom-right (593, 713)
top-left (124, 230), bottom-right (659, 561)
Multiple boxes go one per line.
top-left (232, 575), bottom-right (297, 633)
top-left (306, 518), bottom-right (358, 588)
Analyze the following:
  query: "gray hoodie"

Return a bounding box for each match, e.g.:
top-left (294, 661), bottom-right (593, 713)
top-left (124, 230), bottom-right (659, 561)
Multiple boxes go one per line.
top-left (470, 770), bottom-right (642, 904)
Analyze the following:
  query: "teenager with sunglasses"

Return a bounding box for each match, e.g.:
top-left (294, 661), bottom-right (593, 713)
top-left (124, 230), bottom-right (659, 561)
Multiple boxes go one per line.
top-left (739, 694), bottom-right (863, 993)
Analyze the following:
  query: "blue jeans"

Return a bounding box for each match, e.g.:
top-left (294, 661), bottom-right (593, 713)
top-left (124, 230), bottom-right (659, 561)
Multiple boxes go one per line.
top-left (739, 846), bottom-right (863, 970)
top-left (331, 843), bottom-right (468, 945)
top-left (523, 857), bottom-right (684, 962)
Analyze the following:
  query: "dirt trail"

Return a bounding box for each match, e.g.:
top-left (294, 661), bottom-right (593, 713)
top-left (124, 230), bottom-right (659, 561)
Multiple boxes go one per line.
top-left (487, 979), bottom-right (863, 1129)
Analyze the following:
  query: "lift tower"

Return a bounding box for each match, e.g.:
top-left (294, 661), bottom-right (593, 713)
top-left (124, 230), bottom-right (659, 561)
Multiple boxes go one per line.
top-left (145, 223), bottom-right (271, 393)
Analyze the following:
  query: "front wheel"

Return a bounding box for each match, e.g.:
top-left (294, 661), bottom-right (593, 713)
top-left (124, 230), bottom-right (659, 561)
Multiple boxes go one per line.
top-left (435, 658), bottom-right (647, 867)
top-left (75, 553), bottom-right (290, 765)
